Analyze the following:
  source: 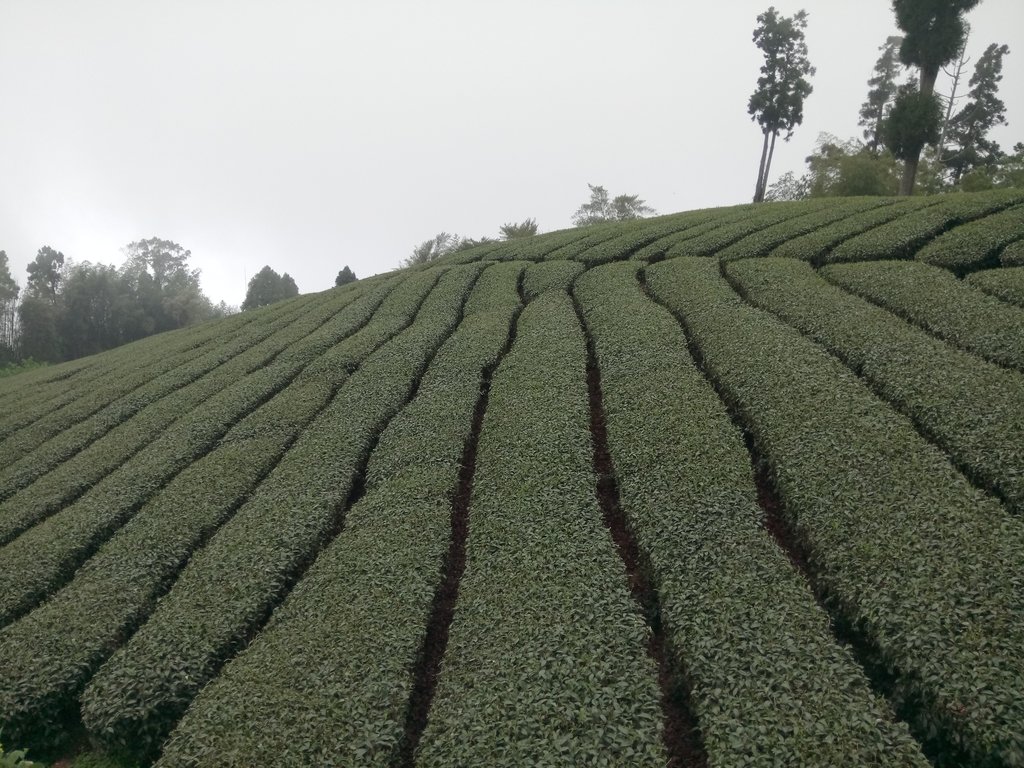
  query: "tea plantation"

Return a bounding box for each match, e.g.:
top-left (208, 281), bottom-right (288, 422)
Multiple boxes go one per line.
top-left (1, 190), bottom-right (1023, 767)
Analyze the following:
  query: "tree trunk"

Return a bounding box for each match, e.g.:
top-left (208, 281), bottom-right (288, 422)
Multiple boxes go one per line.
top-left (900, 66), bottom-right (940, 196)
top-left (754, 130), bottom-right (771, 202)
top-left (763, 131), bottom-right (779, 199)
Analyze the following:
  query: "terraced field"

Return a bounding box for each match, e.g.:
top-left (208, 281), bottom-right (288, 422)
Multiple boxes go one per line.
top-left (1, 190), bottom-right (1023, 768)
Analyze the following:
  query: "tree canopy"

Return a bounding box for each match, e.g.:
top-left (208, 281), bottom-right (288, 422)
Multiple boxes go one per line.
top-left (748, 7), bottom-right (815, 203)
top-left (889, 0), bottom-right (981, 194)
top-left (335, 266), bottom-right (358, 286)
top-left (242, 266), bottom-right (299, 310)
top-left (571, 184), bottom-right (655, 227)
top-left (499, 219), bottom-right (539, 239)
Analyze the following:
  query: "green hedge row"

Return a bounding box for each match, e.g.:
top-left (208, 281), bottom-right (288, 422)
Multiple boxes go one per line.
top-left (716, 197), bottom-right (890, 262)
top-left (79, 266), bottom-right (483, 759)
top-left (489, 223), bottom-right (618, 262)
top-left (915, 203), bottom-right (1024, 271)
top-left (576, 261), bottom-right (927, 767)
top-left (967, 266), bottom-right (1024, 307)
top-left (1002, 238), bottom-right (1024, 266)
top-left (521, 261), bottom-right (584, 300)
top-left (416, 290), bottom-right (665, 766)
top-left (665, 199), bottom-right (835, 259)
top-left (629, 204), bottom-right (756, 261)
top-left (0, 281), bottom-right (415, 750)
top-left (0, 273), bottom-right (418, 627)
top-left (0, 294), bottom-right (324, 505)
top-left (821, 261), bottom-right (1024, 371)
top-left (769, 197), bottom-right (940, 263)
top-left (0, 280), bottom-right (391, 549)
top-left (648, 257), bottom-right (1024, 766)
top-left (826, 189), bottom-right (1024, 263)
top-left (728, 258), bottom-right (1024, 515)
top-left (559, 209), bottom-right (718, 266)
top-left (0, 289), bottom-right (307, 439)
top-left (150, 262), bottom-right (526, 767)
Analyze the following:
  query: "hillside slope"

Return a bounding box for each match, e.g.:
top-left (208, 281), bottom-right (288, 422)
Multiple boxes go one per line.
top-left (1, 190), bottom-right (1023, 768)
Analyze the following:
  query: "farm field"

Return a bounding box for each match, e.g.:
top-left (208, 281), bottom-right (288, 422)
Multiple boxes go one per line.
top-left (1, 190), bottom-right (1023, 768)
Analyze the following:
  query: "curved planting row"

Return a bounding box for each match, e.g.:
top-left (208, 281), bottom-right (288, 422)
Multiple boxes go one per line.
top-left (915, 203), bottom-right (1024, 271)
top-left (560, 209), bottom-right (717, 266)
top-left (149, 261), bottom-right (526, 767)
top-left (0, 293), bottom-right (330, 505)
top-left (0, 291), bottom-right (320, 437)
top-left (820, 260), bottom-right (1024, 371)
top-left (967, 265), bottom-right (1024, 307)
top-left (826, 189), bottom-right (1024, 263)
top-left (521, 260), bottom-right (585, 301)
top-left (726, 257), bottom-right (1024, 515)
top-left (0, 271), bottom-right (428, 627)
top-left (664, 199), bottom-right (835, 259)
top-left (769, 197), bottom-right (941, 263)
top-left (72, 265), bottom-right (482, 758)
top-left (647, 257), bottom-right (1024, 766)
top-left (575, 262), bottom-right (925, 767)
top-left (416, 287), bottom-right (665, 765)
top-left (716, 197), bottom-right (889, 262)
top-left (0, 276), bottom-right (415, 749)
top-left (0, 278), bottom-right (395, 549)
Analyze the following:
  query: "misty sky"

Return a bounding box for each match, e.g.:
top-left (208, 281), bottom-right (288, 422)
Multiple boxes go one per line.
top-left (2, 1), bottom-right (1022, 307)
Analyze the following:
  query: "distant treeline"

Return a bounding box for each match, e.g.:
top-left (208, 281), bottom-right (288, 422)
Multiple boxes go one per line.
top-left (0, 239), bottom-right (235, 365)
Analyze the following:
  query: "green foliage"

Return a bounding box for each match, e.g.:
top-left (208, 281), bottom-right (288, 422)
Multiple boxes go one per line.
top-left (885, 85), bottom-right (942, 162)
top-left (498, 218), bottom-right (538, 239)
top-left (967, 265), bottom-right (1024, 306)
top-left (0, 739), bottom-right (43, 767)
top-left (915, 202), bottom-right (1024, 270)
top-left (1001, 237), bottom-right (1024, 266)
top-left (0, 295), bottom-right (320, 540)
top-left (3, 193), bottom-right (1024, 764)
top-left (717, 197), bottom-right (889, 261)
top-left (0, 282), bottom-right (396, 752)
top-left (822, 260), bottom-right (1024, 370)
top-left (241, 265), bottom-right (299, 310)
top-left (943, 43), bottom-right (1012, 183)
top-left (892, 0), bottom-right (979, 77)
top-left (648, 255), bottom-right (1024, 766)
top-left (860, 36), bottom-right (906, 152)
top-left (748, 6), bottom-right (815, 201)
top-left (665, 198), bottom-right (834, 259)
top-left (152, 262), bottom-right (524, 766)
top-left (335, 265), bottom-right (357, 286)
top-left (827, 188), bottom-right (1024, 262)
top-left (571, 183), bottom-right (655, 226)
top-left (417, 288), bottom-right (664, 765)
top-left (0, 360), bottom-right (46, 380)
top-left (82, 267), bottom-right (481, 758)
top-left (728, 258), bottom-right (1024, 514)
top-left (578, 261), bottom-right (926, 766)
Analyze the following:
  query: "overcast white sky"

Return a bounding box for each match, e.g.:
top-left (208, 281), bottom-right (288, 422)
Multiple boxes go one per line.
top-left (2, 0), bottom-right (1022, 306)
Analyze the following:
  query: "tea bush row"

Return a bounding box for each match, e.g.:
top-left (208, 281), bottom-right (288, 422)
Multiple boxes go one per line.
top-left (80, 266), bottom-right (482, 758)
top-left (967, 266), bottom-right (1024, 307)
top-left (576, 261), bottom-right (927, 767)
top-left (0, 293), bottom-right (323, 503)
top-left (827, 189), bottom-right (1024, 263)
top-left (0, 276), bottom-right (432, 751)
top-left (152, 262), bottom-right (526, 767)
top-left (0, 279), bottom-right (390, 548)
top-left (416, 290), bottom-right (666, 766)
top-left (916, 203), bottom-right (1024, 271)
top-left (770, 198), bottom-right (940, 263)
top-left (821, 260), bottom-right (1024, 371)
top-left (716, 197), bottom-right (888, 262)
top-left (727, 258), bottom-right (1024, 515)
top-left (0, 273), bottom-right (417, 626)
top-left (647, 257), bottom-right (1024, 766)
